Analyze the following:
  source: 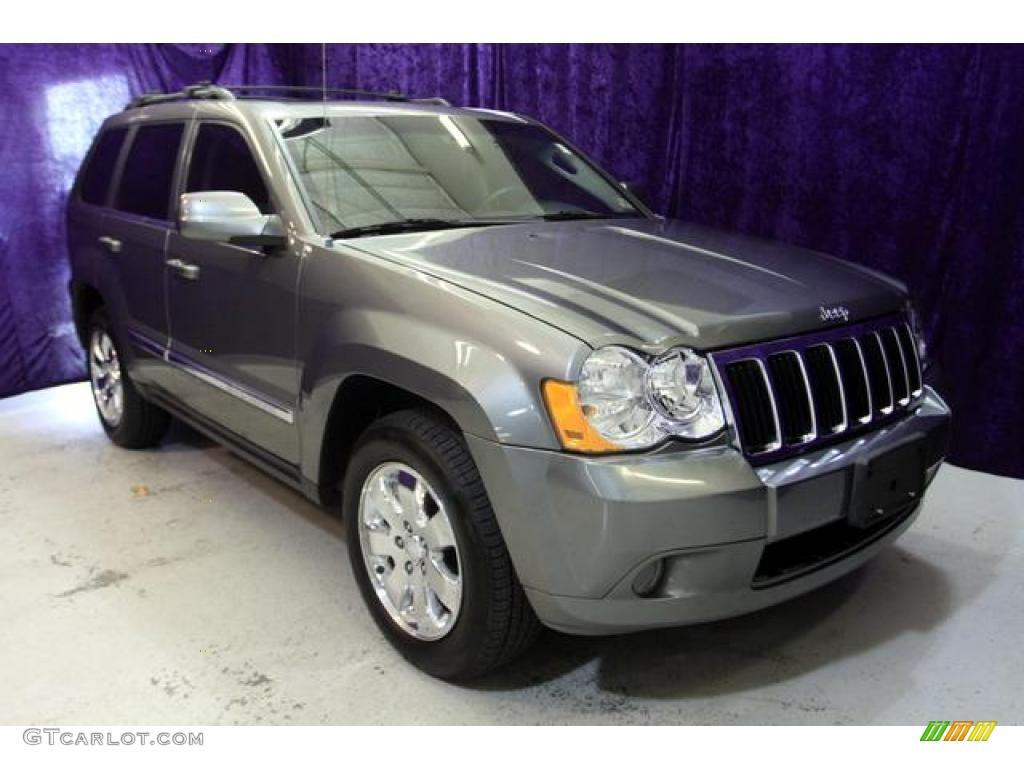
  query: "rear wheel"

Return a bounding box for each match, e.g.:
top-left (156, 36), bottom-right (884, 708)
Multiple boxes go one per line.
top-left (344, 409), bottom-right (539, 679)
top-left (87, 308), bottom-right (169, 448)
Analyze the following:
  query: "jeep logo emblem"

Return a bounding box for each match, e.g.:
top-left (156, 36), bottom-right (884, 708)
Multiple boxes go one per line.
top-left (820, 305), bottom-right (850, 323)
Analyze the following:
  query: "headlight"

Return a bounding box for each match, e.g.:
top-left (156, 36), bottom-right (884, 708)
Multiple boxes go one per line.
top-left (577, 346), bottom-right (660, 449)
top-left (647, 348), bottom-right (725, 437)
top-left (543, 345), bottom-right (725, 454)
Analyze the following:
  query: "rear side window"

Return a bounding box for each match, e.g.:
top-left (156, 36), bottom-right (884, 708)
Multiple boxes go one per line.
top-left (115, 123), bottom-right (185, 220)
top-left (186, 123), bottom-right (272, 213)
top-left (79, 127), bottom-right (127, 205)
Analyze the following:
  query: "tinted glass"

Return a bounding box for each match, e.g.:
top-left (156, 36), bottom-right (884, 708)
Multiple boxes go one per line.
top-left (186, 123), bottom-right (272, 213)
top-left (274, 115), bottom-right (638, 234)
top-left (80, 127), bottom-right (127, 205)
top-left (115, 123), bottom-right (184, 220)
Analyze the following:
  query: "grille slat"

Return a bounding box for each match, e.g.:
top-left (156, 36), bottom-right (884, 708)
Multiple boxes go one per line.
top-left (834, 338), bottom-right (872, 425)
top-left (804, 344), bottom-right (847, 435)
top-left (766, 352), bottom-right (816, 445)
top-left (881, 327), bottom-right (911, 406)
top-left (724, 359), bottom-right (780, 454)
top-left (861, 332), bottom-right (895, 416)
top-left (896, 323), bottom-right (923, 396)
top-left (715, 316), bottom-right (924, 461)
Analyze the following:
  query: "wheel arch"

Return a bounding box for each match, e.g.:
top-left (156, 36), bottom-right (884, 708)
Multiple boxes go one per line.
top-left (312, 368), bottom-right (470, 506)
top-left (69, 279), bottom-right (105, 347)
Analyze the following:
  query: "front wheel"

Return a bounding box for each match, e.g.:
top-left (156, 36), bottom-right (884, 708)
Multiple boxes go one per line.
top-left (343, 409), bottom-right (539, 679)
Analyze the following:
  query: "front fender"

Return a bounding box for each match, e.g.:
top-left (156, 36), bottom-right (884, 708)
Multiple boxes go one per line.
top-left (296, 252), bottom-right (589, 484)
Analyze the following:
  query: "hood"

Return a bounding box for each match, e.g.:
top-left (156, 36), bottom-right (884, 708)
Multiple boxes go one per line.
top-left (347, 218), bottom-right (907, 351)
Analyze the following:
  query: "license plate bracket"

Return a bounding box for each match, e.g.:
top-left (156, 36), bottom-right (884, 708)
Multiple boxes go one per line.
top-left (848, 438), bottom-right (925, 528)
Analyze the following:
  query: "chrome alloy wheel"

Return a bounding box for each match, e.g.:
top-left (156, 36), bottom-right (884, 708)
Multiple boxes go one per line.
top-left (358, 462), bottom-right (462, 641)
top-left (88, 328), bottom-right (123, 427)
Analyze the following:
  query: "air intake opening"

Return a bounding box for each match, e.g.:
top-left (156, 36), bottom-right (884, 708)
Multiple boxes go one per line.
top-left (753, 501), bottom-right (918, 587)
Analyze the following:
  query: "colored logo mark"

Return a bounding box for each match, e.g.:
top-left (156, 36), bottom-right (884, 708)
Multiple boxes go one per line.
top-left (920, 721), bottom-right (996, 741)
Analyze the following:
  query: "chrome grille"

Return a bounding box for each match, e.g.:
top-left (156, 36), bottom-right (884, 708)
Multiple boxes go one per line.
top-left (714, 315), bottom-right (924, 462)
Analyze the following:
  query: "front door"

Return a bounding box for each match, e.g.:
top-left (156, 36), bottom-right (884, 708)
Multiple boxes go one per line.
top-left (164, 121), bottom-right (300, 464)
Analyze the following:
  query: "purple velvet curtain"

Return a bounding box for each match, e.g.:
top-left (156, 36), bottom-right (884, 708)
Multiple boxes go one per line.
top-left (1, 44), bottom-right (1021, 478)
top-left (309, 43), bottom-right (1024, 479)
top-left (0, 43), bottom-right (308, 396)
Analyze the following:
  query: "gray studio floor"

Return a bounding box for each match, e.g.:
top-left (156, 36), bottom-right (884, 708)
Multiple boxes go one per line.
top-left (1, 382), bottom-right (1021, 725)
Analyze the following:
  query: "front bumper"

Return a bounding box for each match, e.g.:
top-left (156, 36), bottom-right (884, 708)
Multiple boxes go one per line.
top-left (466, 387), bottom-right (951, 635)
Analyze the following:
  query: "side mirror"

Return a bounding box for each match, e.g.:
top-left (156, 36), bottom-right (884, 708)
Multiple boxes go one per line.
top-left (179, 191), bottom-right (286, 249)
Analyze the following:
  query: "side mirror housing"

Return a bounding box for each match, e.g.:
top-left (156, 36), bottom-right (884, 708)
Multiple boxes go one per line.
top-left (179, 191), bottom-right (286, 248)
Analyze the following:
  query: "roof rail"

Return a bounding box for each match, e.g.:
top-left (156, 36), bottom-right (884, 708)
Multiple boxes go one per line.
top-left (221, 84), bottom-right (408, 101)
top-left (125, 82), bottom-right (451, 110)
top-left (222, 85), bottom-right (451, 106)
top-left (125, 82), bottom-right (235, 109)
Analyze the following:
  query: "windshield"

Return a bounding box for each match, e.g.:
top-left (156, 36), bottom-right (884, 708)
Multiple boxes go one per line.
top-left (273, 113), bottom-right (642, 236)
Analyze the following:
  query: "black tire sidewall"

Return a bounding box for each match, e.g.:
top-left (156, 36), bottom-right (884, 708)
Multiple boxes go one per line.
top-left (343, 419), bottom-right (497, 679)
top-left (86, 308), bottom-right (151, 446)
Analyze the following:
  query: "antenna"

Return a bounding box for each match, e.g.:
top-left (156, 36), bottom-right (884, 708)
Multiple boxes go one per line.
top-left (321, 43), bottom-right (332, 248)
top-left (321, 43), bottom-right (327, 110)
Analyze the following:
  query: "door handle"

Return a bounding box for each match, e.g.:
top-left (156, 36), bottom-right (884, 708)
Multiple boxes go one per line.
top-left (98, 236), bottom-right (122, 254)
top-left (166, 258), bottom-right (200, 281)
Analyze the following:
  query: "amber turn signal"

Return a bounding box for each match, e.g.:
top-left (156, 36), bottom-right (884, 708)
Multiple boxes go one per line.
top-left (541, 379), bottom-right (619, 454)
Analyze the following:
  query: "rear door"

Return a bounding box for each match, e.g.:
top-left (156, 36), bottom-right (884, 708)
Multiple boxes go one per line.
top-left (67, 125), bottom-right (129, 314)
top-left (164, 120), bottom-right (300, 463)
top-left (102, 121), bottom-right (186, 387)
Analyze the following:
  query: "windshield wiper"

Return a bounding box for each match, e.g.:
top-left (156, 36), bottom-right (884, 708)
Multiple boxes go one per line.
top-left (331, 212), bottom-right (636, 239)
top-left (331, 218), bottom-right (469, 239)
top-left (332, 218), bottom-right (519, 239)
top-left (537, 210), bottom-right (628, 222)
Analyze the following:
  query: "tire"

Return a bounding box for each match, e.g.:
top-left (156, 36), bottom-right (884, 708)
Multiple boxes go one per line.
top-left (343, 409), bottom-right (540, 679)
top-left (86, 307), bottom-right (170, 449)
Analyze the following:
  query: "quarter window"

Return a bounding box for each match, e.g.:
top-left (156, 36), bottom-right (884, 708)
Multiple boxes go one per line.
top-left (115, 123), bottom-right (185, 220)
top-left (186, 124), bottom-right (272, 213)
top-left (79, 127), bottom-right (128, 206)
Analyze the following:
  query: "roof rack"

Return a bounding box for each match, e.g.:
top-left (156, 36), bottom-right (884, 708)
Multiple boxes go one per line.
top-left (125, 82), bottom-right (235, 109)
top-left (125, 82), bottom-right (451, 110)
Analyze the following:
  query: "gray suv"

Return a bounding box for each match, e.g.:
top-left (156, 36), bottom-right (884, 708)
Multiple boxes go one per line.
top-left (67, 83), bottom-right (951, 679)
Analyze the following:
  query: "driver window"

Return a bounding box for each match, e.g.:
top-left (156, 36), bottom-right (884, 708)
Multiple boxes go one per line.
top-left (186, 123), bottom-right (273, 214)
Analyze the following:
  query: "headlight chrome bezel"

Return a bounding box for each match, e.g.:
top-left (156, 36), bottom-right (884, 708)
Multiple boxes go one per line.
top-left (546, 344), bottom-right (727, 454)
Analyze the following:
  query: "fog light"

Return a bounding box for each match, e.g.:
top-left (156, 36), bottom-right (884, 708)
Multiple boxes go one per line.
top-left (632, 558), bottom-right (665, 597)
